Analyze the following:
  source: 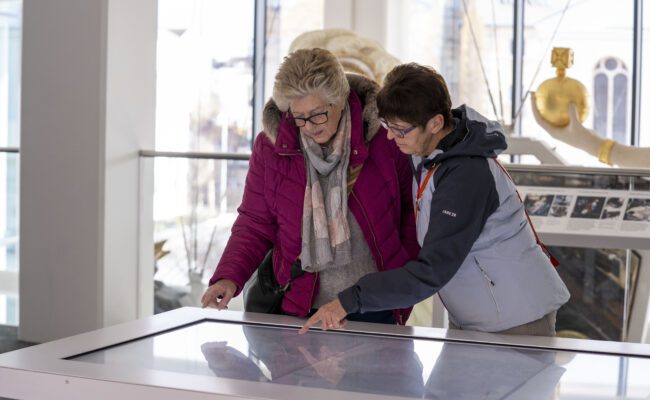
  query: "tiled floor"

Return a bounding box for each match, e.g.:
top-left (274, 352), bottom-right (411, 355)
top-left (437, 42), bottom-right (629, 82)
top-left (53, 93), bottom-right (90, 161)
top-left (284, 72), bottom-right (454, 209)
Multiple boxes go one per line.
top-left (0, 325), bottom-right (34, 354)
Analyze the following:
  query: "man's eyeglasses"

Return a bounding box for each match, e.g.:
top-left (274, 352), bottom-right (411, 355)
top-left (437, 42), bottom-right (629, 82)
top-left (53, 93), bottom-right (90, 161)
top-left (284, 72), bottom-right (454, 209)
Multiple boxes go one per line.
top-left (288, 107), bottom-right (330, 128)
top-left (379, 118), bottom-right (417, 138)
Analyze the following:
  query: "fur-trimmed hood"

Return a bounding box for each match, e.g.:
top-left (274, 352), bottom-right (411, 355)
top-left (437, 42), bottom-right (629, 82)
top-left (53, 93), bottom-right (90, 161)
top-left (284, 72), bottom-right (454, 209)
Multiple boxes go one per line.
top-left (261, 74), bottom-right (382, 144)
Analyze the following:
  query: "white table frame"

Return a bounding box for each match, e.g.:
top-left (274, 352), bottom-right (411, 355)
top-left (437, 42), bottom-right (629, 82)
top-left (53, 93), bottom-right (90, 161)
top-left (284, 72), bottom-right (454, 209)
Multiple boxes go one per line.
top-left (1, 307), bottom-right (650, 400)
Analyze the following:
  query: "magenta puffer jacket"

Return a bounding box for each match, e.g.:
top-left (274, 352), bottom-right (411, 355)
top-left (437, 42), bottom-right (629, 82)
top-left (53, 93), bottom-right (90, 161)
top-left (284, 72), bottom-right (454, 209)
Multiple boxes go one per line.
top-left (209, 75), bottom-right (420, 323)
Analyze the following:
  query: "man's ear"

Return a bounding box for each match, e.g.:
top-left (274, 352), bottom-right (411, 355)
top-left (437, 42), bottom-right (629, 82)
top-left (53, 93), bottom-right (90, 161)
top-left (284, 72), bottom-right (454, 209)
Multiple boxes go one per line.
top-left (426, 114), bottom-right (444, 134)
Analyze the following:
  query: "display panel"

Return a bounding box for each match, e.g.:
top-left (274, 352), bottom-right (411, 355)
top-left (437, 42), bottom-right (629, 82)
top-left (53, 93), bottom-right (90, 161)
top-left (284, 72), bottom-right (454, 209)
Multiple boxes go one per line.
top-left (71, 320), bottom-right (650, 399)
top-left (3, 309), bottom-right (650, 399)
top-left (503, 165), bottom-right (650, 342)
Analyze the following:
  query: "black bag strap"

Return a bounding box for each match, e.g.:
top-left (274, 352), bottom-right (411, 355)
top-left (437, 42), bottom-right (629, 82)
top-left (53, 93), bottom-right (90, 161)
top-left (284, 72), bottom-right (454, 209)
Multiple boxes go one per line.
top-left (259, 250), bottom-right (304, 295)
top-left (280, 259), bottom-right (304, 293)
top-left (290, 259), bottom-right (304, 280)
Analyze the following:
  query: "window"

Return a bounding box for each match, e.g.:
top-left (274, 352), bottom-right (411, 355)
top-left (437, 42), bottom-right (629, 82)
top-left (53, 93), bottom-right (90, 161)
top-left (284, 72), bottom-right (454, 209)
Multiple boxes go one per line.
top-left (593, 57), bottom-right (629, 143)
top-left (640, 2), bottom-right (650, 147)
top-left (156, 0), bottom-right (255, 154)
top-left (153, 0), bottom-right (256, 301)
top-left (385, 0), bottom-right (514, 125)
top-left (152, 0), bottom-right (324, 311)
top-left (264, 0), bottom-right (324, 101)
top-left (149, 0), bottom-right (649, 314)
top-left (0, 0), bottom-right (21, 326)
top-left (521, 0), bottom-right (634, 166)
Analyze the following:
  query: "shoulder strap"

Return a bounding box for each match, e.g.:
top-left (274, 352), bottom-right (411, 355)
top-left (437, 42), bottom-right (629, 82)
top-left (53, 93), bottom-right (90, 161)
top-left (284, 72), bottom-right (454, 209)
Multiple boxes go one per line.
top-left (493, 159), bottom-right (559, 268)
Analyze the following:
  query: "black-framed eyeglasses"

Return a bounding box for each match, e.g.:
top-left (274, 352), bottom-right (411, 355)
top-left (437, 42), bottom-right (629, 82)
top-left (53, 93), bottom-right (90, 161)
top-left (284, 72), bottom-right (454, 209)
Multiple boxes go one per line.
top-left (379, 118), bottom-right (417, 138)
top-left (288, 109), bottom-right (330, 128)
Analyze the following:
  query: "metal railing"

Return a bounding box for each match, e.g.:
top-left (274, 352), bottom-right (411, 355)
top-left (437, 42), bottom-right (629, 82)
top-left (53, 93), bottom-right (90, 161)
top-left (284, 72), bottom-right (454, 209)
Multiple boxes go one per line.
top-left (505, 163), bottom-right (650, 178)
top-left (139, 149), bottom-right (650, 178)
top-left (139, 150), bottom-right (250, 161)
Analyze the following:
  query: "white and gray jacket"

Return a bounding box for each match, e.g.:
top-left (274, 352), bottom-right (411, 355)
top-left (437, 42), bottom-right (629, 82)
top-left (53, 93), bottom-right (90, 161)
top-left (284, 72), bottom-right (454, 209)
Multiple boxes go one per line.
top-left (338, 105), bottom-right (570, 332)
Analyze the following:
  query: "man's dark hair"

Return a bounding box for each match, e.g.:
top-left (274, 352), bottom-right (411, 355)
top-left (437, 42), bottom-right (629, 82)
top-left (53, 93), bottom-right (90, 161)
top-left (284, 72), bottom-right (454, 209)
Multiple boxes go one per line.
top-left (377, 63), bottom-right (453, 128)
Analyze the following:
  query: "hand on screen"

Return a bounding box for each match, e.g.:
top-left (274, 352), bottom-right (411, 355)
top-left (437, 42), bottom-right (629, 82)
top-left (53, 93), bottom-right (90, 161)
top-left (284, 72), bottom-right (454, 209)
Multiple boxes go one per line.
top-left (299, 298), bottom-right (347, 334)
top-left (201, 279), bottom-right (237, 310)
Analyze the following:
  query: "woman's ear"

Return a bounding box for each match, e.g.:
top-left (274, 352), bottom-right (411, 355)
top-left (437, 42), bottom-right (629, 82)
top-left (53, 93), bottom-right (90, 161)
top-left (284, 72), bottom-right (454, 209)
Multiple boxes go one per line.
top-left (426, 114), bottom-right (445, 134)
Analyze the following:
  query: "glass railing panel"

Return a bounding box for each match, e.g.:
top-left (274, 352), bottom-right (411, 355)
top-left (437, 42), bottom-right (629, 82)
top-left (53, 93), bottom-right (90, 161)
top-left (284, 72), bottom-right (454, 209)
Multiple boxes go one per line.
top-left (146, 155), bottom-right (249, 313)
top-left (0, 152), bottom-right (19, 326)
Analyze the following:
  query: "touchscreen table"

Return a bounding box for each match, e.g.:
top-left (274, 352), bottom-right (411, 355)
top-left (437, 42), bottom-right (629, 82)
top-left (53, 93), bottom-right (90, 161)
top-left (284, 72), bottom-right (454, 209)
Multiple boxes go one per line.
top-left (2, 307), bottom-right (650, 399)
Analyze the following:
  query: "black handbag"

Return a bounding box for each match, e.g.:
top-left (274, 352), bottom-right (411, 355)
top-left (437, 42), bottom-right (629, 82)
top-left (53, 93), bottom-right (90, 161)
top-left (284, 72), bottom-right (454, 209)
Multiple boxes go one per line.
top-left (243, 250), bottom-right (303, 314)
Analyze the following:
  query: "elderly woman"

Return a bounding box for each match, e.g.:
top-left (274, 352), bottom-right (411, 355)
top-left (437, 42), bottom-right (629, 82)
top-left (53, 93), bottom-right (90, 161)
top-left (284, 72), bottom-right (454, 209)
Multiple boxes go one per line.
top-left (201, 48), bottom-right (419, 325)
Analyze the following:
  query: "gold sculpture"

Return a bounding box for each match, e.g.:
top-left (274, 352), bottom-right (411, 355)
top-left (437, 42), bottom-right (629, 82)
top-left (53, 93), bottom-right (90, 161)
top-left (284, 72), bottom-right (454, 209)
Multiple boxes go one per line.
top-left (534, 47), bottom-right (589, 127)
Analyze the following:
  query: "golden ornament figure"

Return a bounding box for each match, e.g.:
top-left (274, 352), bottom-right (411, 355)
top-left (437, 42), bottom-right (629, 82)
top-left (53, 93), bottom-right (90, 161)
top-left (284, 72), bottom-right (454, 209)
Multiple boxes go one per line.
top-left (535, 47), bottom-right (589, 127)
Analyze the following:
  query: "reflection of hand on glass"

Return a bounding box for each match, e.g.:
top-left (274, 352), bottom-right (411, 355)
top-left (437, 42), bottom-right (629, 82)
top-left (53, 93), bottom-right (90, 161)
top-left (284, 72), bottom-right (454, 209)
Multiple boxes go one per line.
top-left (200, 341), bottom-right (265, 381)
top-left (242, 325), bottom-right (424, 396)
top-left (297, 345), bottom-right (345, 385)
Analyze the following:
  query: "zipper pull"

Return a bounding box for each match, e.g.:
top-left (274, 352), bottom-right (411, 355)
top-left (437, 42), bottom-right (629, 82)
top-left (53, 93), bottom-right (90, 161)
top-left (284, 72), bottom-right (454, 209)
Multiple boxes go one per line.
top-left (481, 270), bottom-right (495, 286)
top-left (278, 281), bottom-right (291, 294)
top-left (475, 258), bottom-right (495, 285)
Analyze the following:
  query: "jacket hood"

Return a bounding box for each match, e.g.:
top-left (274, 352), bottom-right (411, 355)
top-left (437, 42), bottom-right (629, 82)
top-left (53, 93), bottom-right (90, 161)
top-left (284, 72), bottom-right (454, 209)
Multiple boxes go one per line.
top-left (428, 105), bottom-right (508, 166)
top-left (261, 74), bottom-right (382, 144)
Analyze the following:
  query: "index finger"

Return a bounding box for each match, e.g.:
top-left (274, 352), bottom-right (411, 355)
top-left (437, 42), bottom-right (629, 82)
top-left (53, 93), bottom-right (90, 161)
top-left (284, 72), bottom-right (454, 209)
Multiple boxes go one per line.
top-left (201, 286), bottom-right (220, 308)
top-left (299, 313), bottom-right (322, 334)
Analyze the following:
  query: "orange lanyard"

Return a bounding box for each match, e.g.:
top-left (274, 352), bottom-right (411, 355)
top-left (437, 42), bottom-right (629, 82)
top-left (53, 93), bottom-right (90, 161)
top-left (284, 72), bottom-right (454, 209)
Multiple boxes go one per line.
top-left (415, 165), bottom-right (437, 222)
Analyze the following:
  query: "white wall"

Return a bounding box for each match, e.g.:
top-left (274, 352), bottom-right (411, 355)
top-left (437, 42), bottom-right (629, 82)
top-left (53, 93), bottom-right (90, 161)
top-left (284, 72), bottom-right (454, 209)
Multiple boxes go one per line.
top-left (19, 0), bottom-right (156, 343)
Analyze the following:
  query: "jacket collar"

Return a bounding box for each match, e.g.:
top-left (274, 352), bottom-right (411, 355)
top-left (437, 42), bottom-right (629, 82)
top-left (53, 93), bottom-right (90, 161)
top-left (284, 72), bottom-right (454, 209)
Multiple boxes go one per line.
top-left (261, 74), bottom-right (382, 165)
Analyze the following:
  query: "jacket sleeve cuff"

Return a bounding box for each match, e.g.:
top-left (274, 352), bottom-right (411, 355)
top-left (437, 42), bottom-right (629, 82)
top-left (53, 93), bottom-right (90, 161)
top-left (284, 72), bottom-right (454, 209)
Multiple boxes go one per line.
top-left (338, 286), bottom-right (361, 314)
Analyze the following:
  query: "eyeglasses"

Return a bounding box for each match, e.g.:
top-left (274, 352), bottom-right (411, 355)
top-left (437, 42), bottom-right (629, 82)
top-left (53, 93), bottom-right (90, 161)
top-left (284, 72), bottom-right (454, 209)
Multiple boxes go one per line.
top-left (379, 118), bottom-right (417, 138)
top-left (288, 106), bottom-right (331, 127)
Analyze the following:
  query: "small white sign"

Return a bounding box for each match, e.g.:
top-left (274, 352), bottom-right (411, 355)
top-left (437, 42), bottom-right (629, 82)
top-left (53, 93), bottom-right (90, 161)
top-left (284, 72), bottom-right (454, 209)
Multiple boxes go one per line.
top-left (518, 186), bottom-right (650, 241)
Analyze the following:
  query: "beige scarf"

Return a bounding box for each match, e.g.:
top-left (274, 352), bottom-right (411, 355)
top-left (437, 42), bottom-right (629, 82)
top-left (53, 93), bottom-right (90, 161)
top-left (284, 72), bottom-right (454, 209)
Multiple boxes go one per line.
top-left (299, 104), bottom-right (352, 272)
